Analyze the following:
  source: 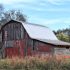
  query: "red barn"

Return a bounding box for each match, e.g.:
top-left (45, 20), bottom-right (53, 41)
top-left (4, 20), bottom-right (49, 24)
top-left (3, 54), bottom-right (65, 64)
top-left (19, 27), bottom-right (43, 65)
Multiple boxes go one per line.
top-left (0, 20), bottom-right (70, 58)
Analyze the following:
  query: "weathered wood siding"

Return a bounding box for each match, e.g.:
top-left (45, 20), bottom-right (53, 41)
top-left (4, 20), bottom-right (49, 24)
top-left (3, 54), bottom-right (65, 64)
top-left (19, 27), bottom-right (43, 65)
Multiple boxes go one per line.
top-left (2, 21), bottom-right (53, 58)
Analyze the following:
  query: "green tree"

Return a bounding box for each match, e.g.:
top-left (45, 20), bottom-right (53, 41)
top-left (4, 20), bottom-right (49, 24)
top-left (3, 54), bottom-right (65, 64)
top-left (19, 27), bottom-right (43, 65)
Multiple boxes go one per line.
top-left (56, 33), bottom-right (69, 42)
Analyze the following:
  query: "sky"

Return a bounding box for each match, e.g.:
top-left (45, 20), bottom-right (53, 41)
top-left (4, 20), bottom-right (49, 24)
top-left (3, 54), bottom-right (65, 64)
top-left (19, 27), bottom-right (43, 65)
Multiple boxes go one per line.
top-left (0, 0), bottom-right (70, 31)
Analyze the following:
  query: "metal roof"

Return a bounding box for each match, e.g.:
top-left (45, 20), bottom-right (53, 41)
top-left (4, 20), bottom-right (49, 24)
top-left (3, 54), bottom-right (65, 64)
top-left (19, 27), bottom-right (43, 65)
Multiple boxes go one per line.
top-left (22, 22), bottom-right (58, 40)
top-left (1, 20), bottom-right (70, 46)
top-left (22, 22), bottom-right (70, 46)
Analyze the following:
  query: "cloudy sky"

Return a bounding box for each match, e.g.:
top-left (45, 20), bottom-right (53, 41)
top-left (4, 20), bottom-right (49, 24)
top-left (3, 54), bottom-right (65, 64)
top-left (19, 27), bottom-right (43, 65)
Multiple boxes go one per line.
top-left (0, 0), bottom-right (70, 31)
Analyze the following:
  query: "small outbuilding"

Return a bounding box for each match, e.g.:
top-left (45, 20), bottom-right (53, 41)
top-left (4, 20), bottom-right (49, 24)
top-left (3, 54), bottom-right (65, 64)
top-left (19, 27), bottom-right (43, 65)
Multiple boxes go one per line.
top-left (0, 20), bottom-right (70, 58)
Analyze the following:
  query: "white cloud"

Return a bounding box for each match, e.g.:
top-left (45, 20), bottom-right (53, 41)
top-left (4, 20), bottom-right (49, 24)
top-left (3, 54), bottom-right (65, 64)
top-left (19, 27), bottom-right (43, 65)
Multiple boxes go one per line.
top-left (28, 16), bottom-right (70, 25)
top-left (38, 19), bottom-right (59, 25)
top-left (48, 0), bottom-right (70, 5)
top-left (47, 8), bottom-right (70, 12)
top-left (30, 4), bottom-right (70, 12)
top-left (27, 15), bottom-right (70, 30)
top-left (64, 18), bottom-right (70, 24)
top-left (0, 0), bottom-right (35, 5)
top-left (48, 0), bottom-right (63, 5)
top-left (28, 16), bottom-right (59, 25)
top-left (1, 0), bottom-right (69, 12)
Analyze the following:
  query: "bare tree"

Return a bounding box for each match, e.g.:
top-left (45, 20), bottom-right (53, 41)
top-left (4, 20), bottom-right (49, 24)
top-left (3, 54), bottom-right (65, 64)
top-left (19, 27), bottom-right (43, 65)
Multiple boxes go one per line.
top-left (0, 5), bottom-right (26, 25)
top-left (0, 4), bottom-right (4, 21)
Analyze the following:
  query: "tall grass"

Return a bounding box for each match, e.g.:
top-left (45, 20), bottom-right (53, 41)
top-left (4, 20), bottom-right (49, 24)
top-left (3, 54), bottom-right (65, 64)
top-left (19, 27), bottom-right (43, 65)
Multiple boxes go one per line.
top-left (0, 55), bottom-right (70, 70)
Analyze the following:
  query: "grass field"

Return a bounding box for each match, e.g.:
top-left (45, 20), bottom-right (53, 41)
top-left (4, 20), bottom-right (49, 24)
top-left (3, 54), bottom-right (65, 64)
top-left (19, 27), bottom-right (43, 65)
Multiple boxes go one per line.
top-left (0, 55), bottom-right (70, 70)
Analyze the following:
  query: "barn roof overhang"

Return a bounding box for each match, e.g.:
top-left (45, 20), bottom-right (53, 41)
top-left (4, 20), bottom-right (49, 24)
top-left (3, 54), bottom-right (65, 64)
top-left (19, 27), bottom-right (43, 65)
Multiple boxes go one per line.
top-left (38, 39), bottom-right (70, 46)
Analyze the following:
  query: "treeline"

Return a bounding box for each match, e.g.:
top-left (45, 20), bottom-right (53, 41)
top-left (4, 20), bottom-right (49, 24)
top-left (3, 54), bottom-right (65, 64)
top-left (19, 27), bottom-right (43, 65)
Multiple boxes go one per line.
top-left (0, 4), bottom-right (26, 26)
top-left (54, 28), bottom-right (70, 42)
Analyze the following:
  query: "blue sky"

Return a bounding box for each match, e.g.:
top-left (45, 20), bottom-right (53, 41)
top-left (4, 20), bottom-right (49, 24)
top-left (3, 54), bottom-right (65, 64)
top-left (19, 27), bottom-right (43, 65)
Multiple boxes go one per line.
top-left (0, 0), bottom-right (70, 31)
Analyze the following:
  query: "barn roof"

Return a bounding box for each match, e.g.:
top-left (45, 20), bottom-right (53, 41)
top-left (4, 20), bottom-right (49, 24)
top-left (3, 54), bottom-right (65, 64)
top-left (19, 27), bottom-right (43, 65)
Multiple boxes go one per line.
top-left (23, 22), bottom-right (58, 40)
top-left (22, 22), bottom-right (70, 46)
top-left (1, 20), bottom-right (70, 46)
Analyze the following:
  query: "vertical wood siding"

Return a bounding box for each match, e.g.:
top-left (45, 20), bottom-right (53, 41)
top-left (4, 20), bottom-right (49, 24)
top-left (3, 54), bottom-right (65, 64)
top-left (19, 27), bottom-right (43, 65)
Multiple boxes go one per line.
top-left (2, 21), bottom-right (53, 58)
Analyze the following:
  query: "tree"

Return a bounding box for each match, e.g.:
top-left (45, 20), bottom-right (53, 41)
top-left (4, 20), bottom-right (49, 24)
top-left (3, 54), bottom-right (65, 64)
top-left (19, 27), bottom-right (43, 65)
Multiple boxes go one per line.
top-left (54, 28), bottom-right (70, 42)
top-left (0, 4), bottom-right (4, 20)
top-left (15, 10), bottom-right (26, 22)
top-left (0, 4), bottom-right (26, 25)
top-left (0, 4), bottom-right (26, 24)
top-left (0, 10), bottom-right (26, 25)
top-left (56, 33), bottom-right (69, 42)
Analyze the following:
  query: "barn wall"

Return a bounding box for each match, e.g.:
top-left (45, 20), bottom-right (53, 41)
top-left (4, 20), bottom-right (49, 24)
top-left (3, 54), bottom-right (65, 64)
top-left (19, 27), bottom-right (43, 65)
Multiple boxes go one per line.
top-left (31, 40), bottom-right (54, 56)
top-left (2, 21), bottom-right (26, 58)
top-left (2, 20), bottom-right (54, 58)
top-left (2, 21), bottom-right (34, 58)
